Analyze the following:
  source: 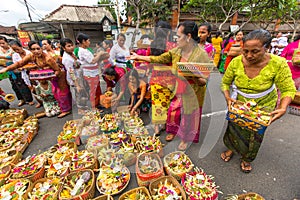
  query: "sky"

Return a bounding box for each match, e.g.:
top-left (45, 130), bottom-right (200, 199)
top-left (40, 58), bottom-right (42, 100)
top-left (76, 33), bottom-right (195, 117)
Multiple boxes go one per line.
top-left (0, 0), bottom-right (99, 27)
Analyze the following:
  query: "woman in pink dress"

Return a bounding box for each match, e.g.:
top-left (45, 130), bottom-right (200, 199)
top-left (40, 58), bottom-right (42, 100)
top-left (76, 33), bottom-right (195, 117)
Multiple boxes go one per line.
top-left (198, 22), bottom-right (215, 60)
top-left (281, 35), bottom-right (300, 90)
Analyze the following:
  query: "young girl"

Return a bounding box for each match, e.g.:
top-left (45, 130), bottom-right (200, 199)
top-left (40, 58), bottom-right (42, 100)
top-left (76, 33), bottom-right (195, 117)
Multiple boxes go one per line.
top-left (198, 22), bottom-right (215, 60)
top-left (128, 69), bottom-right (150, 116)
top-left (60, 37), bottom-right (89, 114)
top-left (35, 80), bottom-right (60, 117)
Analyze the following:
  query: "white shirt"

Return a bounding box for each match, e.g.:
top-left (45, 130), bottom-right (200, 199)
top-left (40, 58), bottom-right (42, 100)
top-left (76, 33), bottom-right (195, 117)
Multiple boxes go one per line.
top-left (62, 52), bottom-right (77, 86)
top-left (12, 49), bottom-right (32, 86)
top-left (109, 43), bottom-right (130, 67)
top-left (78, 47), bottom-right (99, 77)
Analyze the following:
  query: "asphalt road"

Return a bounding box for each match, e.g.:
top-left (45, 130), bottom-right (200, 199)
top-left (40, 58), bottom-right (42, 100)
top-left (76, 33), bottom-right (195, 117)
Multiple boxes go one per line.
top-left (1, 73), bottom-right (299, 200)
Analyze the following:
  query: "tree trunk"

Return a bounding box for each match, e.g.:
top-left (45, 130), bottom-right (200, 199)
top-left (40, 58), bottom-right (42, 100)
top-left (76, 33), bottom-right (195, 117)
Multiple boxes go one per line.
top-left (130, 7), bottom-right (141, 50)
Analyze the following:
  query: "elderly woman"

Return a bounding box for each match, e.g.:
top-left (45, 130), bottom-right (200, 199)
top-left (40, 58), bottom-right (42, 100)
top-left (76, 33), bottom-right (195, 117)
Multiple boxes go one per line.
top-left (129, 21), bottom-right (211, 151)
top-left (221, 29), bottom-right (296, 173)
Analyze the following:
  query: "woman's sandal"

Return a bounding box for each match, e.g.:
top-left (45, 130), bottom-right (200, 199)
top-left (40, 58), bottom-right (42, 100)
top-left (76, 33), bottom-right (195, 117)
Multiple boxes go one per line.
top-left (18, 100), bottom-right (25, 107)
top-left (28, 101), bottom-right (35, 106)
top-left (57, 111), bottom-right (71, 118)
top-left (178, 141), bottom-right (188, 151)
top-left (165, 134), bottom-right (175, 142)
top-left (220, 150), bottom-right (234, 162)
top-left (240, 160), bottom-right (252, 173)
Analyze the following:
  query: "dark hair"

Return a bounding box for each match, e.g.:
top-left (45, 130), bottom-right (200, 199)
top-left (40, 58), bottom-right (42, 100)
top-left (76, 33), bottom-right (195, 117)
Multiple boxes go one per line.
top-left (128, 69), bottom-right (140, 87)
top-left (9, 40), bottom-right (22, 47)
top-left (117, 33), bottom-right (126, 40)
top-left (155, 20), bottom-right (173, 42)
top-left (103, 40), bottom-right (113, 48)
top-left (140, 34), bottom-right (150, 40)
top-left (104, 66), bottom-right (116, 77)
top-left (28, 40), bottom-right (41, 49)
top-left (177, 21), bottom-right (199, 42)
top-left (77, 33), bottom-right (89, 44)
top-left (199, 22), bottom-right (212, 43)
top-left (243, 29), bottom-right (272, 48)
top-left (215, 31), bottom-right (222, 38)
top-left (151, 27), bottom-right (168, 56)
top-left (0, 36), bottom-right (8, 43)
top-left (294, 34), bottom-right (300, 42)
top-left (60, 38), bottom-right (73, 56)
top-left (42, 39), bottom-right (52, 45)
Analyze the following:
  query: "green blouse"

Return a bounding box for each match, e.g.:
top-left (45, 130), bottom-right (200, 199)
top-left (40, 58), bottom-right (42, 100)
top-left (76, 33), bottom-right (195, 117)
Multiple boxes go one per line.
top-left (221, 54), bottom-right (296, 109)
top-left (149, 46), bottom-right (211, 111)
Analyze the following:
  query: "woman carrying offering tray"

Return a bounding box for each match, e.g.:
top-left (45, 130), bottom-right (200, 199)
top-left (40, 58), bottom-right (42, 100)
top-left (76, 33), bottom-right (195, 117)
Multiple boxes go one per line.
top-left (129, 21), bottom-right (211, 151)
top-left (221, 29), bottom-right (296, 173)
top-left (0, 41), bottom-right (73, 117)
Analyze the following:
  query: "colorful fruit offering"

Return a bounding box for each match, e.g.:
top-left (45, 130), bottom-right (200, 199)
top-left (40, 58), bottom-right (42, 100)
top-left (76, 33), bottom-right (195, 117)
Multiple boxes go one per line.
top-left (152, 178), bottom-right (182, 200)
top-left (28, 178), bottom-right (61, 200)
top-left (0, 179), bottom-right (31, 200)
top-left (182, 167), bottom-right (220, 200)
top-left (230, 100), bottom-right (271, 124)
top-left (164, 151), bottom-right (194, 175)
top-left (11, 154), bottom-right (46, 179)
top-left (97, 162), bottom-right (130, 195)
top-left (46, 161), bottom-right (70, 177)
top-left (100, 121), bottom-right (118, 132)
top-left (123, 187), bottom-right (151, 200)
top-left (135, 136), bottom-right (163, 154)
top-left (60, 170), bottom-right (94, 199)
top-left (70, 150), bottom-right (95, 171)
top-left (109, 130), bottom-right (129, 145)
top-left (138, 154), bottom-right (162, 174)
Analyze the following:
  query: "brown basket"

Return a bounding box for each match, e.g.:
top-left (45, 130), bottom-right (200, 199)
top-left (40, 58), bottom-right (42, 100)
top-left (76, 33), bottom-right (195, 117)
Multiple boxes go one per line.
top-left (0, 165), bottom-right (11, 179)
top-left (163, 151), bottom-right (194, 181)
top-left (0, 150), bottom-right (22, 167)
top-left (92, 195), bottom-right (114, 200)
top-left (177, 62), bottom-right (215, 78)
top-left (136, 153), bottom-right (164, 187)
top-left (23, 165), bottom-right (46, 183)
top-left (16, 141), bottom-right (29, 154)
top-left (238, 192), bottom-right (265, 200)
top-left (28, 177), bottom-right (61, 199)
top-left (59, 169), bottom-right (95, 200)
top-left (0, 178), bottom-right (32, 200)
top-left (45, 163), bottom-right (70, 178)
top-left (119, 186), bottom-right (151, 200)
top-left (149, 175), bottom-right (186, 200)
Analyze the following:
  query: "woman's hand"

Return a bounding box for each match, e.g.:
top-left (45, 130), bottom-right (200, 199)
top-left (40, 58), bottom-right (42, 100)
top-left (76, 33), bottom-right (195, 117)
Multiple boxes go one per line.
top-left (0, 68), bottom-right (7, 74)
top-left (270, 108), bottom-right (287, 123)
top-left (225, 96), bottom-right (236, 108)
top-left (54, 70), bottom-right (61, 77)
top-left (127, 52), bottom-right (138, 60)
top-left (198, 77), bottom-right (207, 86)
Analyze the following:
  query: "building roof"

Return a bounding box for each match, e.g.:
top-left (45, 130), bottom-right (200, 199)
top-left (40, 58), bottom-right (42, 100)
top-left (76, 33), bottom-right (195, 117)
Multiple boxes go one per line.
top-left (43, 4), bottom-right (115, 23)
top-left (0, 25), bottom-right (17, 35)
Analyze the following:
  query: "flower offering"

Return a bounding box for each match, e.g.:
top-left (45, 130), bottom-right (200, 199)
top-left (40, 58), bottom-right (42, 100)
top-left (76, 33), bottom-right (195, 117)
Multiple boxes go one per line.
top-left (70, 150), bottom-right (95, 171)
top-left (135, 136), bottom-right (163, 154)
top-left (11, 154), bottom-right (46, 179)
top-left (97, 161), bottom-right (130, 195)
top-left (182, 167), bottom-right (220, 200)
top-left (0, 179), bottom-right (31, 200)
top-left (109, 130), bottom-right (129, 145)
top-left (152, 178), bottom-right (182, 200)
top-left (28, 178), bottom-right (61, 200)
top-left (230, 100), bottom-right (271, 124)
top-left (59, 170), bottom-right (94, 199)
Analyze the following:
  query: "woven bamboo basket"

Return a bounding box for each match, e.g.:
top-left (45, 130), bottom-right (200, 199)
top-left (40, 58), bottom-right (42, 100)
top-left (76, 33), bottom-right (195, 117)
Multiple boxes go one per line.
top-left (136, 153), bottom-right (164, 187)
top-left (91, 195), bottom-right (114, 200)
top-left (28, 177), bottom-right (62, 200)
top-left (59, 169), bottom-right (95, 200)
top-left (0, 178), bottom-right (32, 200)
top-left (135, 139), bottom-right (164, 157)
top-left (0, 165), bottom-right (11, 179)
top-left (45, 163), bottom-right (70, 178)
top-left (119, 186), bottom-right (152, 200)
top-left (16, 141), bottom-right (29, 154)
top-left (23, 165), bottom-right (46, 183)
top-left (149, 175), bottom-right (186, 200)
top-left (96, 164), bottom-right (130, 196)
top-left (238, 192), bottom-right (265, 200)
top-left (0, 150), bottom-right (22, 167)
top-left (85, 135), bottom-right (109, 155)
top-left (163, 151), bottom-right (194, 181)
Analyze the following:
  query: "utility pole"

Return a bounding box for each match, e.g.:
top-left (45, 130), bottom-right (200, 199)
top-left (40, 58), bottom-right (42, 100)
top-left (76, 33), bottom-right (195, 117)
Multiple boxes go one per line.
top-left (24, 0), bottom-right (33, 22)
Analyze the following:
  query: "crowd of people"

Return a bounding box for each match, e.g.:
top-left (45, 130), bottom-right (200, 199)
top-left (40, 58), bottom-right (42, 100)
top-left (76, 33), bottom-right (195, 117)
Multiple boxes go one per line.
top-left (0, 20), bottom-right (298, 172)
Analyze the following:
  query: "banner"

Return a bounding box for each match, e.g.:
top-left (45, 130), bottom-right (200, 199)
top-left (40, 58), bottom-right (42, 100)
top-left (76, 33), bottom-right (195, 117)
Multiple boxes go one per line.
top-left (17, 30), bottom-right (30, 47)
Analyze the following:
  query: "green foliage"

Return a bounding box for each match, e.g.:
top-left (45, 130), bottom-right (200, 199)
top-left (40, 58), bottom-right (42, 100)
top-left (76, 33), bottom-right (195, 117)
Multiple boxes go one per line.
top-left (98, 0), bottom-right (117, 21)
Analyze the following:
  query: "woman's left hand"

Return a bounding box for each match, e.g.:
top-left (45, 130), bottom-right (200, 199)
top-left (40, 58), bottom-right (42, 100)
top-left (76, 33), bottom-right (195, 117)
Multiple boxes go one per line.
top-left (270, 108), bottom-right (287, 123)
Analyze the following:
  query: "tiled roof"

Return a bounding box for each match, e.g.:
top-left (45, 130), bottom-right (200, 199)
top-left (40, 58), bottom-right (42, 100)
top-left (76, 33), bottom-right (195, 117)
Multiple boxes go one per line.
top-left (0, 25), bottom-right (17, 35)
top-left (43, 4), bottom-right (115, 23)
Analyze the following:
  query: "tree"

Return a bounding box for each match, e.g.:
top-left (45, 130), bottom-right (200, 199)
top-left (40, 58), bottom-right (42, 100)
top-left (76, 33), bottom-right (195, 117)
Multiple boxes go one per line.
top-left (126, 0), bottom-right (173, 49)
top-left (182, 0), bottom-right (250, 31)
top-left (98, 0), bottom-right (117, 21)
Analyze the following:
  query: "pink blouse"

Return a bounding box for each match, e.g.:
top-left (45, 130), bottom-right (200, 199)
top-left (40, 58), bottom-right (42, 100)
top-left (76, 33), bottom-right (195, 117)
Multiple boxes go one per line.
top-left (281, 40), bottom-right (300, 80)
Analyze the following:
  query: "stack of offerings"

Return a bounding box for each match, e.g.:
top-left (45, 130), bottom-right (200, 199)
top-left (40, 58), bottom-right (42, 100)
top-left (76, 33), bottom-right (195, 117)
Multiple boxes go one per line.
top-left (58, 119), bottom-right (82, 145)
top-left (0, 109), bottom-right (39, 157)
top-left (289, 91), bottom-right (300, 116)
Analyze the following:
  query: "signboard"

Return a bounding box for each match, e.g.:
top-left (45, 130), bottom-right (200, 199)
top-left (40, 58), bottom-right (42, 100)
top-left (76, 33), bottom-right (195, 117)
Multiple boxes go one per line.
top-left (17, 30), bottom-right (30, 47)
top-left (103, 19), bottom-right (111, 32)
top-left (230, 25), bottom-right (239, 33)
